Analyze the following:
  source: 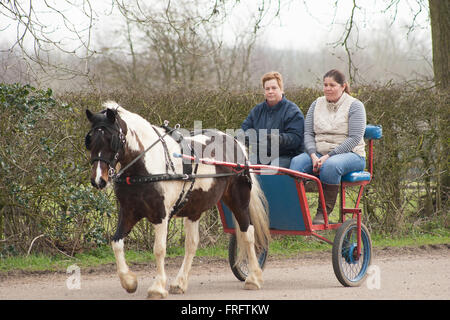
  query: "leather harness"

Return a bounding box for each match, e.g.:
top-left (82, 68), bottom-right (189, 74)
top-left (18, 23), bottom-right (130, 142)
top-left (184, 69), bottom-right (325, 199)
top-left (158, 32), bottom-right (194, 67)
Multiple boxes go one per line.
top-left (87, 118), bottom-right (241, 218)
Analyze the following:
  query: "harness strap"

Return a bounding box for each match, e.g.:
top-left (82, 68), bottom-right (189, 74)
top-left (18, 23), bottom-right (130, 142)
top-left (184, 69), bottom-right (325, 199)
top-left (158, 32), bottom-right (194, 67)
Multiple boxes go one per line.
top-left (114, 127), bottom-right (177, 179)
top-left (168, 161), bottom-right (198, 219)
top-left (114, 172), bottom-right (238, 184)
top-left (162, 124), bottom-right (195, 175)
top-left (153, 126), bottom-right (176, 174)
top-left (90, 157), bottom-right (112, 165)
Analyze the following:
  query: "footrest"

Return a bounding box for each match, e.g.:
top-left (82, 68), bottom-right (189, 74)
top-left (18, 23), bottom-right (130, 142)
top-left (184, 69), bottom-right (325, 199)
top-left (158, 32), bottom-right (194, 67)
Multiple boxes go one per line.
top-left (342, 171), bottom-right (371, 182)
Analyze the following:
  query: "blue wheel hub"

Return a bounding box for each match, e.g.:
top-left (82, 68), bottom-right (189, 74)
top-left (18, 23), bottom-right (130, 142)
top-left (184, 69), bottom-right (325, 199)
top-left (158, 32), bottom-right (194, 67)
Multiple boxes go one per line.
top-left (343, 243), bottom-right (358, 264)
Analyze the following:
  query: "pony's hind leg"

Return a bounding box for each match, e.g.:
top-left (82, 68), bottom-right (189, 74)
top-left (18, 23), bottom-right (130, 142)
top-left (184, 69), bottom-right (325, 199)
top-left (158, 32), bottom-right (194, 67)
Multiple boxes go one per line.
top-left (226, 209), bottom-right (264, 290)
top-left (169, 217), bottom-right (200, 294)
top-left (147, 216), bottom-right (169, 299)
top-left (238, 225), bottom-right (263, 290)
top-left (224, 176), bottom-right (267, 290)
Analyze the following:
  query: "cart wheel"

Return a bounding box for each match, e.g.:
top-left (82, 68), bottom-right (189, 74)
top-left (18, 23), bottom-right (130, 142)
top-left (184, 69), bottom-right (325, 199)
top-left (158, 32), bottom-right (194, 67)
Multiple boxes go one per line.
top-left (332, 219), bottom-right (372, 287)
top-left (228, 233), bottom-right (268, 281)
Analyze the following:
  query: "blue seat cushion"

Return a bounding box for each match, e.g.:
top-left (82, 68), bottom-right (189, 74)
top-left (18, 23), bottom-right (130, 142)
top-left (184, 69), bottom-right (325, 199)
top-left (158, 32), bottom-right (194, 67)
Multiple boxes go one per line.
top-left (342, 171), bottom-right (371, 182)
top-left (364, 125), bottom-right (382, 140)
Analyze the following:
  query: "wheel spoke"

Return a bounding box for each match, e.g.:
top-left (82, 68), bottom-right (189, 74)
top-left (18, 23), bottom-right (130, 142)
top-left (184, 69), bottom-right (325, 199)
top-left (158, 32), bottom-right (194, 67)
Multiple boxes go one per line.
top-left (340, 226), bottom-right (368, 281)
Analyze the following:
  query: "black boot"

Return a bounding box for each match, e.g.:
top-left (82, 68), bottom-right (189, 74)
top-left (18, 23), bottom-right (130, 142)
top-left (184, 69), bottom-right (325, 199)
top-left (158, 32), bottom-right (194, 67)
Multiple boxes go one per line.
top-left (313, 184), bottom-right (339, 224)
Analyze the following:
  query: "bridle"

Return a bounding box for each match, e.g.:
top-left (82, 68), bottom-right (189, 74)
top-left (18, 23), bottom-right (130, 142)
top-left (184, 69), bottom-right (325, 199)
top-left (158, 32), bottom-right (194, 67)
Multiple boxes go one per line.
top-left (85, 119), bottom-right (126, 178)
top-left (86, 115), bottom-right (180, 180)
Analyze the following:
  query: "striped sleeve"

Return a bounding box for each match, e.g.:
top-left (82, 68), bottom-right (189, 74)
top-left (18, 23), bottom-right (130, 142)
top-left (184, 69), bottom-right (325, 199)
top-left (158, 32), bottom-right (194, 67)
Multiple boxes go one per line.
top-left (304, 100), bottom-right (317, 155)
top-left (329, 100), bottom-right (366, 156)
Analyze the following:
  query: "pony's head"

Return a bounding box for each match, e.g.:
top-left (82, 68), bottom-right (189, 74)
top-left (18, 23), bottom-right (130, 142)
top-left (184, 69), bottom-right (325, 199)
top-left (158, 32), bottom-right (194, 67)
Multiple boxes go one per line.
top-left (85, 108), bottom-right (125, 189)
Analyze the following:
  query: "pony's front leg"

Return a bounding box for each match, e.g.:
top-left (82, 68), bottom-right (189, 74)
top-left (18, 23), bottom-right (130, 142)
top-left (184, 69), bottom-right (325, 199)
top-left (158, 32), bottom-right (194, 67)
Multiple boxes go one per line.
top-left (147, 216), bottom-right (169, 299)
top-left (169, 217), bottom-right (199, 294)
top-left (112, 239), bottom-right (138, 293)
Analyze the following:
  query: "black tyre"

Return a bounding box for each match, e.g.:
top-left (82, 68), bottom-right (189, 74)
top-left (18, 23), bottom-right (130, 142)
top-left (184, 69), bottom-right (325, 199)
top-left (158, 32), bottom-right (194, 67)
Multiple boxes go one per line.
top-left (228, 233), bottom-right (268, 281)
top-left (332, 219), bottom-right (372, 287)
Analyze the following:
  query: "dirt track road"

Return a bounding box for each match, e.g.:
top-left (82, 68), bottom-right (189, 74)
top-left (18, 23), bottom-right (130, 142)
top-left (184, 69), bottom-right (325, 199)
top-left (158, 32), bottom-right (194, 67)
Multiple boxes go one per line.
top-left (1, 245), bottom-right (449, 300)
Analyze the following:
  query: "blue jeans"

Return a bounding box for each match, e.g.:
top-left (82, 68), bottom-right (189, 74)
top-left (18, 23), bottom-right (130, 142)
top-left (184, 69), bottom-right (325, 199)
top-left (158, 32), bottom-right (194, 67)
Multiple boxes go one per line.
top-left (289, 152), bottom-right (365, 185)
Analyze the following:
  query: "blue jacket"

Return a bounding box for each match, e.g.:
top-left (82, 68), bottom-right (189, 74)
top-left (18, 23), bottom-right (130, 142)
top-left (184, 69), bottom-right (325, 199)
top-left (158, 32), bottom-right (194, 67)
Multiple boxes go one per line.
top-left (242, 96), bottom-right (305, 158)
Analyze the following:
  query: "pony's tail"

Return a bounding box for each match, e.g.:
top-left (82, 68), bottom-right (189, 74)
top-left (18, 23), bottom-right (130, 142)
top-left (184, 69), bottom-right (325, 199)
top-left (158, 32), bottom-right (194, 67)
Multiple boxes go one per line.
top-left (235, 172), bottom-right (271, 265)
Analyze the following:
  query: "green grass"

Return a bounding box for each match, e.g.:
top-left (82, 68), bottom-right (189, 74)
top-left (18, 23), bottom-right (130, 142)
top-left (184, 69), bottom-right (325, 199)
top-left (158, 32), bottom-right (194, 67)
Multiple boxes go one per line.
top-left (370, 228), bottom-right (450, 247)
top-left (1, 229), bottom-right (448, 274)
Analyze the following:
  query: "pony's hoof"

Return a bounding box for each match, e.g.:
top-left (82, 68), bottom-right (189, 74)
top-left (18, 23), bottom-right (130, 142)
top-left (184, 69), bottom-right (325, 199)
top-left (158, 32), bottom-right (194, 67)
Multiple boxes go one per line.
top-left (119, 272), bottom-right (138, 293)
top-left (169, 284), bottom-right (186, 294)
top-left (147, 289), bottom-right (168, 299)
top-left (244, 278), bottom-right (261, 290)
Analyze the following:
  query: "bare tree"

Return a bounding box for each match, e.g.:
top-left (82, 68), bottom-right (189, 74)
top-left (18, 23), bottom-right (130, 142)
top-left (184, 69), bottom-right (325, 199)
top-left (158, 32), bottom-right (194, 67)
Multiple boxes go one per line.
top-left (299, 0), bottom-right (447, 87)
top-left (92, 0), bottom-right (269, 90)
top-left (0, 0), bottom-right (98, 83)
top-left (1, 1), bottom-right (446, 89)
top-left (429, 0), bottom-right (449, 89)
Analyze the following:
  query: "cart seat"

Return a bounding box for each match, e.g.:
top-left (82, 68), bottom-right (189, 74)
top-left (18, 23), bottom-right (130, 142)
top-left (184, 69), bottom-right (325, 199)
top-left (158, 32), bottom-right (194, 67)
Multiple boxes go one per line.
top-left (342, 125), bottom-right (382, 183)
top-left (364, 124), bottom-right (383, 140)
top-left (342, 171), bottom-right (371, 182)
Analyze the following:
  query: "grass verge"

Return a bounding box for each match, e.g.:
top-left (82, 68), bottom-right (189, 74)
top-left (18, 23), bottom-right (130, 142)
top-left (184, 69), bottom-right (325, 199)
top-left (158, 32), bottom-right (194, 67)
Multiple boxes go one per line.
top-left (1, 229), bottom-right (448, 274)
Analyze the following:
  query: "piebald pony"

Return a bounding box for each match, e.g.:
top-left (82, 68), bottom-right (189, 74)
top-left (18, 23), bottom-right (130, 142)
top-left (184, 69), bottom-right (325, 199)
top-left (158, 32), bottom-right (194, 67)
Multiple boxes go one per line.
top-left (85, 101), bottom-right (270, 298)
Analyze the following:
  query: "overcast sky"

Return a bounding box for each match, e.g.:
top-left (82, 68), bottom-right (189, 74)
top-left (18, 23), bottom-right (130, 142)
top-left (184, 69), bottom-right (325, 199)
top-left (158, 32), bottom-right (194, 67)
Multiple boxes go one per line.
top-left (0, 0), bottom-right (433, 88)
top-left (254, 0), bottom-right (431, 51)
top-left (0, 0), bottom-right (432, 51)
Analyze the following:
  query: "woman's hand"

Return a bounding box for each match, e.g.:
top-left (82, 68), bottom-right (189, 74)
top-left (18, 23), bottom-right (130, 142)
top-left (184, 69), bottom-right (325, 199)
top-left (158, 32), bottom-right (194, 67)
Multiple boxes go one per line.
top-left (311, 153), bottom-right (320, 173)
top-left (311, 153), bottom-right (330, 173)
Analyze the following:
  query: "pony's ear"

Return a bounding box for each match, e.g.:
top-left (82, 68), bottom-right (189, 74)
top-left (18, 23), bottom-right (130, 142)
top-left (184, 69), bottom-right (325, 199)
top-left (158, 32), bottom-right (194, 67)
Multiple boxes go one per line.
top-left (106, 108), bottom-right (116, 123)
top-left (86, 109), bottom-right (94, 122)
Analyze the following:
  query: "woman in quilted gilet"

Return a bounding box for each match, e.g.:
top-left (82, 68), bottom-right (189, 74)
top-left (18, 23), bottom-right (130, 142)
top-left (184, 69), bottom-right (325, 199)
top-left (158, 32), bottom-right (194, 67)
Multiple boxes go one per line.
top-left (289, 69), bottom-right (366, 224)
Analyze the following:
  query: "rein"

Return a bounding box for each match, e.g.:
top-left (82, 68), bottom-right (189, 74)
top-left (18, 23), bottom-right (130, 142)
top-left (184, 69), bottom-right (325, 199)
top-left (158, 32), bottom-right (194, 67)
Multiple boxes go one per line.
top-left (113, 125), bottom-right (178, 180)
top-left (110, 122), bottom-right (243, 184)
top-left (111, 121), bottom-right (243, 218)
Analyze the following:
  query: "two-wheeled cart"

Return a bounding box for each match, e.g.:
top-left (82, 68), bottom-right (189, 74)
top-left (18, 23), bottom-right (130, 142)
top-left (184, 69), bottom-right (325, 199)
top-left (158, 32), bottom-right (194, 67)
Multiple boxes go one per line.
top-left (217, 125), bottom-right (382, 287)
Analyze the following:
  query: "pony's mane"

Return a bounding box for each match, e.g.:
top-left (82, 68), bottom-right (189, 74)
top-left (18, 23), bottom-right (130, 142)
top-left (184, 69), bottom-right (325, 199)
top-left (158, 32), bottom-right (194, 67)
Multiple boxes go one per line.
top-left (102, 101), bottom-right (155, 152)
